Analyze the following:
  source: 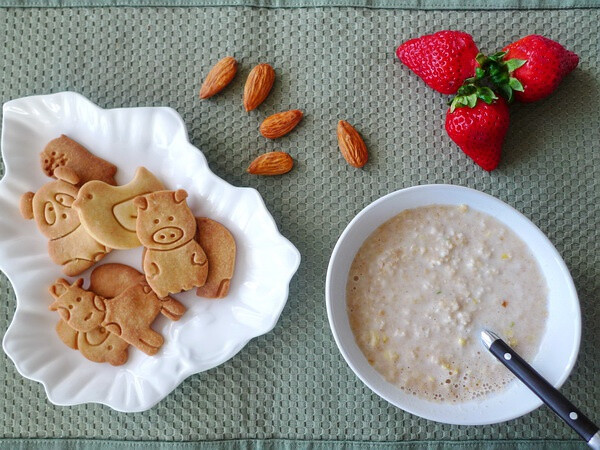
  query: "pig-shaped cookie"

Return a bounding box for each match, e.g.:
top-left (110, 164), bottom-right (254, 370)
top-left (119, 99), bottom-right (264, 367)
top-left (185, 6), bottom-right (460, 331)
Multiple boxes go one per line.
top-left (133, 189), bottom-right (208, 298)
top-left (20, 167), bottom-right (110, 276)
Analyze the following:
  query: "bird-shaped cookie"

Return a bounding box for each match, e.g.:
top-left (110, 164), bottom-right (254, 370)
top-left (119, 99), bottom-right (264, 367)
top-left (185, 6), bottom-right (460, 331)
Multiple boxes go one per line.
top-left (73, 167), bottom-right (164, 249)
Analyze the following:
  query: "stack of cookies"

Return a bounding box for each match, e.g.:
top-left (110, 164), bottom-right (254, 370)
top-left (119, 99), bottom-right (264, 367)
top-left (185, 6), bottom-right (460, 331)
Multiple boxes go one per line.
top-left (20, 135), bottom-right (237, 365)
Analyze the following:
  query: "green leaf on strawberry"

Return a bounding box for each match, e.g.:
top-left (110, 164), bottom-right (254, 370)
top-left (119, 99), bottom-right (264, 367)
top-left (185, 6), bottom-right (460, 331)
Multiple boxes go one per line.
top-left (449, 83), bottom-right (497, 112)
top-left (467, 93), bottom-right (477, 107)
top-left (467, 52), bottom-right (528, 103)
top-left (499, 84), bottom-right (513, 103)
top-left (505, 58), bottom-right (527, 73)
top-left (508, 77), bottom-right (524, 91)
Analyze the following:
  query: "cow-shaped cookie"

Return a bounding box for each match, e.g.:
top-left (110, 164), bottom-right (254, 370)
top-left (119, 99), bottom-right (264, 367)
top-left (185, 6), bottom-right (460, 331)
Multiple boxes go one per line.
top-left (20, 167), bottom-right (110, 276)
top-left (55, 319), bottom-right (129, 366)
top-left (49, 274), bottom-right (186, 356)
top-left (52, 263), bottom-right (151, 366)
top-left (49, 278), bottom-right (105, 331)
top-left (133, 189), bottom-right (208, 298)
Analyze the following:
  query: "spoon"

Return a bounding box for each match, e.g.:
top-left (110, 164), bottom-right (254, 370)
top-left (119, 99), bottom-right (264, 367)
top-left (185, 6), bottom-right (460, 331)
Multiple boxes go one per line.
top-left (481, 330), bottom-right (599, 449)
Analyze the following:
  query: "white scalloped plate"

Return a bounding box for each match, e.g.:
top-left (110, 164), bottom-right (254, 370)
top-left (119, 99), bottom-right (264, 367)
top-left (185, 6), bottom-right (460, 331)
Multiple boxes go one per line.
top-left (0, 92), bottom-right (300, 412)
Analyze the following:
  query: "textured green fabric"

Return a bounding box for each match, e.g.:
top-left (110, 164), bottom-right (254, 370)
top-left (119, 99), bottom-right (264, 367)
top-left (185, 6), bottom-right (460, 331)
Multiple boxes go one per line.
top-left (0, 439), bottom-right (590, 449)
top-left (2, 0), bottom-right (600, 9)
top-left (0, 6), bottom-right (598, 449)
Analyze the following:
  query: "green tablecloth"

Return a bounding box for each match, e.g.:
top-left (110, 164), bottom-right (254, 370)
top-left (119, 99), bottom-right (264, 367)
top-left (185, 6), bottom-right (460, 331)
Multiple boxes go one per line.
top-left (2, 0), bottom-right (600, 8)
top-left (0, 4), bottom-right (598, 449)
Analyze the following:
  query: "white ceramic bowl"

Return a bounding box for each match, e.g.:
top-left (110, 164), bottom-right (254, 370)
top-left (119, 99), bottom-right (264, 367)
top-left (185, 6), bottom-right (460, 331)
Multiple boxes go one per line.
top-left (326, 184), bottom-right (580, 425)
top-left (0, 92), bottom-right (301, 412)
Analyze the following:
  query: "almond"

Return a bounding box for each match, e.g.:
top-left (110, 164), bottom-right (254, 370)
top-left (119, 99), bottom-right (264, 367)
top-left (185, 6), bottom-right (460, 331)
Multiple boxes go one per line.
top-left (247, 152), bottom-right (293, 175)
top-left (337, 120), bottom-right (368, 168)
top-left (259, 110), bottom-right (303, 139)
top-left (243, 64), bottom-right (275, 111)
top-left (199, 56), bottom-right (238, 99)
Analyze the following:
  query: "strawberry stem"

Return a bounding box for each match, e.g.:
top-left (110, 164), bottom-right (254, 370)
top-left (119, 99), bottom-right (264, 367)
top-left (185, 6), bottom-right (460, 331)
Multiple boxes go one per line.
top-left (449, 52), bottom-right (527, 109)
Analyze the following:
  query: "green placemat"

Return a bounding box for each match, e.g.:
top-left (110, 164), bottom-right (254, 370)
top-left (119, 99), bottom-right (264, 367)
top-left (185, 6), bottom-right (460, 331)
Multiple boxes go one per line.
top-left (0, 6), bottom-right (598, 449)
top-left (3, 0), bottom-right (600, 9)
top-left (0, 439), bottom-right (591, 449)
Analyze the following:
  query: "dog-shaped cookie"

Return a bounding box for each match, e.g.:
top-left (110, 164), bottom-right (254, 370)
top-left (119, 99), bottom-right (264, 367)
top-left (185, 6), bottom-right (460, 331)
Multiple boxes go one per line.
top-left (20, 167), bottom-right (110, 276)
top-left (133, 189), bottom-right (208, 298)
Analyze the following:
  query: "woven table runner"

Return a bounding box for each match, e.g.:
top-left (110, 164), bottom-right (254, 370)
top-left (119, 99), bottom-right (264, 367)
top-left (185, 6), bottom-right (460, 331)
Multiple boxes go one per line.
top-left (2, 1), bottom-right (600, 9)
top-left (0, 6), bottom-right (598, 449)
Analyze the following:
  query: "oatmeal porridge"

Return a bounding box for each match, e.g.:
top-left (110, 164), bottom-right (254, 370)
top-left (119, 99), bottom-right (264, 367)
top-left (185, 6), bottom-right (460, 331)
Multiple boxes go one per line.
top-left (346, 205), bottom-right (548, 402)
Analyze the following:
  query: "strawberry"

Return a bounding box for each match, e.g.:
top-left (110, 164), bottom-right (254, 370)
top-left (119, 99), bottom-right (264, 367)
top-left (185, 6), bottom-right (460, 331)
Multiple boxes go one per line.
top-left (502, 35), bottom-right (579, 103)
top-left (396, 30), bottom-right (479, 95)
top-left (445, 96), bottom-right (509, 171)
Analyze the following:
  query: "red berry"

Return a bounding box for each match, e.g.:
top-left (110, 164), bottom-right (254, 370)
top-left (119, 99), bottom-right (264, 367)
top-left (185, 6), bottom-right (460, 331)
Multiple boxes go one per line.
top-left (503, 35), bottom-right (579, 103)
top-left (397, 30), bottom-right (479, 95)
top-left (445, 98), bottom-right (510, 171)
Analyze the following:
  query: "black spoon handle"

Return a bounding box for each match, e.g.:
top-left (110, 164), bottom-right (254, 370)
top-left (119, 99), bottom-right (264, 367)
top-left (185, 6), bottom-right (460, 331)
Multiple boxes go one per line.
top-left (481, 330), bottom-right (599, 448)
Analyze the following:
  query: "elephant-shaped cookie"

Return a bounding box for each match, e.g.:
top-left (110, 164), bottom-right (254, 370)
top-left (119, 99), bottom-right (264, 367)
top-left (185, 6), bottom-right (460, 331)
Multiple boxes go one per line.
top-left (40, 135), bottom-right (117, 186)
